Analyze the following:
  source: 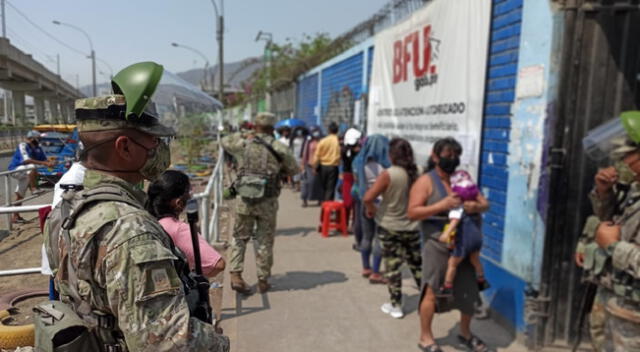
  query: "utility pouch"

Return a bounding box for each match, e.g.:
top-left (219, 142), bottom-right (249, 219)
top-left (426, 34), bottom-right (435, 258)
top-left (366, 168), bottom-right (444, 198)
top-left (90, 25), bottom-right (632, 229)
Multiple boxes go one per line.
top-left (236, 175), bottom-right (267, 200)
top-left (34, 300), bottom-right (100, 352)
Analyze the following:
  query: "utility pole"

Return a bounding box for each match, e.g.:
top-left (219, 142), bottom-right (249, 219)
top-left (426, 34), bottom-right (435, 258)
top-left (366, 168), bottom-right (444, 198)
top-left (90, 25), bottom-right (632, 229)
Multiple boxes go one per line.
top-left (53, 20), bottom-right (96, 96)
top-left (255, 31), bottom-right (273, 111)
top-left (1, 0), bottom-right (5, 39)
top-left (210, 0), bottom-right (224, 105)
top-left (91, 49), bottom-right (96, 96)
top-left (56, 54), bottom-right (60, 76)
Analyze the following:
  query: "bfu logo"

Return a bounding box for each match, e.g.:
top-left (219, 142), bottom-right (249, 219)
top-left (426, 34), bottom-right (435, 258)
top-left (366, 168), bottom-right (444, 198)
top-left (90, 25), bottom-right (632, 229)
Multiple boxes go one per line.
top-left (392, 25), bottom-right (441, 91)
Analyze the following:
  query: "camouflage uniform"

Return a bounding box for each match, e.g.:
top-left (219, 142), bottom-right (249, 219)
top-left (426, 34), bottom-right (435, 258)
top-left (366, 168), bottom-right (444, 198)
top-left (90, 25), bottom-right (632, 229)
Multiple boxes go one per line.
top-left (378, 227), bottom-right (422, 306)
top-left (221, 124), bottom-right (298, 281)
top-left (589, 183), bottom-right (640, 351)
top-left (44, 95), bottom-right (229, 352)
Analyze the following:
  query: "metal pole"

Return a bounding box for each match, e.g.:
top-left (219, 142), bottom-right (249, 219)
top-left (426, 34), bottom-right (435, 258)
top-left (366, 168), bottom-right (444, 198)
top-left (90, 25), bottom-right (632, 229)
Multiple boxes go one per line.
top-left (0, 267), bottom-right (42, 277)
top-left (91, 50), bottom-right (97, 96)
top-left (218, 15), bottom-right (224, 105)
top-left (265, 43), bottom-right (272, 111)
top-left (4, 176), bottom-right (11, 231)
top-left (1, 0), bottom-right (5, 39)
top-left (56, 54), bottom-right (60, 76)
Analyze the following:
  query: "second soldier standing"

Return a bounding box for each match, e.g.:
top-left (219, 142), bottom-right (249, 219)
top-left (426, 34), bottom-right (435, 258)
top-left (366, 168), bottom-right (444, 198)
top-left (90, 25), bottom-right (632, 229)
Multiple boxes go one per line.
top-left (222, 112), bottom-right (299, 294)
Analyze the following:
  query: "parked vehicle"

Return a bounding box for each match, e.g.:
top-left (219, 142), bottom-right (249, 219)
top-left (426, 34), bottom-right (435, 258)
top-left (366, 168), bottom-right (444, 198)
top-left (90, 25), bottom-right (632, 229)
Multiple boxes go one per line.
top-left (34, 125), bottom-right (79, 183)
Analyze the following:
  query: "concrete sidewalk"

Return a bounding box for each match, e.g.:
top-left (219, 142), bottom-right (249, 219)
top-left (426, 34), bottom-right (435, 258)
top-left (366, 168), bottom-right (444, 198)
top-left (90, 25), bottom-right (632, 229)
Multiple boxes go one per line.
top-left (218, 189), bottom-right (527, 352)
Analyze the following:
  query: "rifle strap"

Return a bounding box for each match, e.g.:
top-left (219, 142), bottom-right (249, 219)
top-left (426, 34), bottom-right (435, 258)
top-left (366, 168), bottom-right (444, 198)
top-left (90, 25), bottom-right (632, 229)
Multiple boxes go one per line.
top-left (253, 136), bottom-right (283, 164)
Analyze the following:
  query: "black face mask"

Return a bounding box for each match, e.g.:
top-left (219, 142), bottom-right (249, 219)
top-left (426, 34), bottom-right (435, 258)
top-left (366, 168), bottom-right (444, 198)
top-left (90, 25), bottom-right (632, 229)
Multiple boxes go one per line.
top-left (31, 140), bottom-right (39, 147)
top-left (438, 156), bottom-right (460, 174)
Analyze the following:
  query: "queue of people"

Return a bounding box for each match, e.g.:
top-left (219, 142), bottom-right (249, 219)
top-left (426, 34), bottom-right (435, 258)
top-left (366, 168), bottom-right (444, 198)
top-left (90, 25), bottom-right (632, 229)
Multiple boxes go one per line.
top-left (273, 121), bottom-right (492, 351)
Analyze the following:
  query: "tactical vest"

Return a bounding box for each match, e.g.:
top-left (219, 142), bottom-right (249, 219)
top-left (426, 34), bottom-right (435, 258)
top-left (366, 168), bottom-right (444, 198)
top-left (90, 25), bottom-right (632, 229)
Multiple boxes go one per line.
top-left (235, 137), bottom-right (282, 201)
top-left (582, 191), bottom-right (640, 303)
top-left (37, 184), bottom-right (206, 352)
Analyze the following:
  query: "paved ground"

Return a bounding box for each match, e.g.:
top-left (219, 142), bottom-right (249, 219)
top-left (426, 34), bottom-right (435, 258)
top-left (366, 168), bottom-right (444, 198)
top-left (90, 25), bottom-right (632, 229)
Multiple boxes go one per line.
top-left (218, 189), bottom-right (528, 352)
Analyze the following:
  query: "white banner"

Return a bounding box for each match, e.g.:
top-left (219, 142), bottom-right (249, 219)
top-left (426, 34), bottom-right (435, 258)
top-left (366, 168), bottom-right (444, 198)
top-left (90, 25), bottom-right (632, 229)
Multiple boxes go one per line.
top-left (367, 0), bottom-right (491, 178)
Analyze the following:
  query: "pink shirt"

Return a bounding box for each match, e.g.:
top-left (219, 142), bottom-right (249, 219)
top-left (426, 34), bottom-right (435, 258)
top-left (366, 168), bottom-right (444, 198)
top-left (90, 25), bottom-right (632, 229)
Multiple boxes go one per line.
top-left (159, 217), bottom-right (222, 276)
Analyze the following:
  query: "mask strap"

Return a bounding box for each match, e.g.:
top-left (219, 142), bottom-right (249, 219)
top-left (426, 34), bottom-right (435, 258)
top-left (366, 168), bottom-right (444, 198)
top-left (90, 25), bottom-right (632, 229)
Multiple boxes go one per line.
top-left (84, 136), bottom-right (152, 174)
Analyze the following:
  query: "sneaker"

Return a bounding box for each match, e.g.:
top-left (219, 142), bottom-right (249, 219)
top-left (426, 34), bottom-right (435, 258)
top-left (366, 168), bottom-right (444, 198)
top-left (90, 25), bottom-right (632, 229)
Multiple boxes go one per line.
top-left (368, 273), bottom-right (387, 284)
top-left (380, 302), bottom-right (404, 319)
top-left (361, 268), bottom-right (373, 278)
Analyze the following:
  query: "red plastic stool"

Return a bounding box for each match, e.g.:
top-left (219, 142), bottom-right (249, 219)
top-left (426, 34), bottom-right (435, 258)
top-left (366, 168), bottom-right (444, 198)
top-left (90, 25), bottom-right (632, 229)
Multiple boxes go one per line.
top-left (319, 201), bottom-right (348, 237)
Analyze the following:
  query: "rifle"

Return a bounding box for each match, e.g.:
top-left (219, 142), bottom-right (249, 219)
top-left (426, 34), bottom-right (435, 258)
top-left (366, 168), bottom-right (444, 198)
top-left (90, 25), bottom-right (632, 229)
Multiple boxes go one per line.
top-left (572, 282), bottom-right (597, 352)
top-left (186, 199), bottom-right (213, 324)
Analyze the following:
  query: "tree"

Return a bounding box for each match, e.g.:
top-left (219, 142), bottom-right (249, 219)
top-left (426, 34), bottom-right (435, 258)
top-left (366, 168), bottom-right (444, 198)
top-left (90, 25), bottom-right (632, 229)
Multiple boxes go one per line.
top-left (245, 33), bottom-right (352, 102)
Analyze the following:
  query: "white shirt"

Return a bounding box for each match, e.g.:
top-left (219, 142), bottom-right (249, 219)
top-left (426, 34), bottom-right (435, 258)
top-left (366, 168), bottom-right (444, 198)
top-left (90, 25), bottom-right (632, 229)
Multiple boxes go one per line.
top-left (52, 163), bottom-right (87, 207)
top-left (42, 162), bottom-right (87, 275)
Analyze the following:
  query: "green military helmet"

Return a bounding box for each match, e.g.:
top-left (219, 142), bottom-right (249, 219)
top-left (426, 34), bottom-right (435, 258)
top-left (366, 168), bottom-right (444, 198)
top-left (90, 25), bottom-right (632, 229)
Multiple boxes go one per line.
top-left (112, 61), bottom-right (164, 119)
top-left (620, 111), bottom-right (640, 144)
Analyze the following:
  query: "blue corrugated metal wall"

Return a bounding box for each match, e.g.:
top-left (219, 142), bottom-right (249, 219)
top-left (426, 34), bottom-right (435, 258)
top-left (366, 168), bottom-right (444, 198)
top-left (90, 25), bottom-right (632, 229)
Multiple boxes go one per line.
top-left (320, 52), bottom-right (364, 118)
top-left (479, 0), bottom-right (523, 263)
top-left (296, 73), bottom-right (319, 126)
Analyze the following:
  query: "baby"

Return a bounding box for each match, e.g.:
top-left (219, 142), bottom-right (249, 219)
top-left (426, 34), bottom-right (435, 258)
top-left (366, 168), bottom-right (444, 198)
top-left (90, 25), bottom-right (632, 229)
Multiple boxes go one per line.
top-left (439, 170), bottom-right (489, 296)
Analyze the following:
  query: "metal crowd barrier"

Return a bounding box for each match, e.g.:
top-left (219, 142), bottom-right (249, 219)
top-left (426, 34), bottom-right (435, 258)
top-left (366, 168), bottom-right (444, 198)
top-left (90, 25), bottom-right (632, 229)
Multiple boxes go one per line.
top-left (193, 145), bottom-right (225, 245)
top-left (0, 150), bottom-right (225, 277)
top-left (0, 166), bottom-right (56, 232)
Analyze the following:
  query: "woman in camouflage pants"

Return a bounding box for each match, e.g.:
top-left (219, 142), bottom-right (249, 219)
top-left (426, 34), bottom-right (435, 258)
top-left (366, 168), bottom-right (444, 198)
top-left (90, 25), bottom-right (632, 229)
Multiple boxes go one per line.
top-left (363, 138), bottom-right (422, 319)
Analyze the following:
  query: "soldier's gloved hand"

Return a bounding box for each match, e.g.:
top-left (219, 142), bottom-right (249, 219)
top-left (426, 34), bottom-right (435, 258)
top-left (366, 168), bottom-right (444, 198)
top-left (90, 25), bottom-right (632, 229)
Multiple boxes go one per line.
top-left (595, 221), bottom-right (621, 249)
top-left (595, 167), bottom-right (617, 197)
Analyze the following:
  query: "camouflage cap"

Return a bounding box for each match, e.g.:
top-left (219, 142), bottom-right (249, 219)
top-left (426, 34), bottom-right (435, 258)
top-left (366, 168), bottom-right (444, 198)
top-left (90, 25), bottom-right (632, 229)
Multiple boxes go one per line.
top-left (75, 95), bottom-right (175, 137)
top-left (255, 112), bottom-right (276, 127)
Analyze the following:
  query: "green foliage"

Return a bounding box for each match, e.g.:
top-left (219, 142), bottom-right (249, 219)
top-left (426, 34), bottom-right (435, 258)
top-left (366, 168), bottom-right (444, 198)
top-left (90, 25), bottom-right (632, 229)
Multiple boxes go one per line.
top-left (247, 33), bottom-right (351, 101)
top-left (177, 113), bottom-right (210, 166)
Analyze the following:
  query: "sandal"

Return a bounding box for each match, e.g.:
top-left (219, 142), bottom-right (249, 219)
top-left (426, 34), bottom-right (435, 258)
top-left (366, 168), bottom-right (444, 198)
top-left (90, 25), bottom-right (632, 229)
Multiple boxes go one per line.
top-left (417, 343), bottom-right (443, 352)
top-left (457, 334), bottom-right (488, 352)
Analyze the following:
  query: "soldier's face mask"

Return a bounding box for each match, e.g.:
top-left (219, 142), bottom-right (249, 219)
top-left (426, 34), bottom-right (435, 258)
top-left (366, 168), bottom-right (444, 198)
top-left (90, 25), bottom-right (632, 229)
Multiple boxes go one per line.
top-left (131, 138), bottom-right (171, 181)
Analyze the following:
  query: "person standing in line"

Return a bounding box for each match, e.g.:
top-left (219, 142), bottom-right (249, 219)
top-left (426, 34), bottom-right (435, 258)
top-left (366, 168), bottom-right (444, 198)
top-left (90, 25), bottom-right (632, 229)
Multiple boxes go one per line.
top-left (290, 127), bottom-right (308, 192)
top-left (8, 130), bottom-right (54, 223)
top-left (300, 126), bottom-right (323, 207)
top-left (408, 137), bottom-right (489, 352)
top-left (353, 134), bottom-right (390, 284)
top-left (221, 113), bottom-right (299, 294)
top-left (312, 122), bottom-right (341, 202)
top-left (363, 138), bottom-right (422, 319)
top-left (341, 128), bottom-right (362, 230)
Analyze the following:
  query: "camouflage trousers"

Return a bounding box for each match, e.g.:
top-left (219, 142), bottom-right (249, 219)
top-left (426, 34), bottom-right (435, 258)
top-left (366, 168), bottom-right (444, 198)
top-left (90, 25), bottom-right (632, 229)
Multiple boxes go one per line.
top-left (378, 227), bottom-right (422, 306)
top-left (602, 291), bottom-right (640, 352)
top-left (229, 209), bottom-right (277, 281)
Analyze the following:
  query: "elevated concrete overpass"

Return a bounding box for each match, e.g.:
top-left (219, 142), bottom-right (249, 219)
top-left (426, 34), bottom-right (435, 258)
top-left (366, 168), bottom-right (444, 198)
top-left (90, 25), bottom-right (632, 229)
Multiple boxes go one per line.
top-left (0, 38), bottom-right (85, 125)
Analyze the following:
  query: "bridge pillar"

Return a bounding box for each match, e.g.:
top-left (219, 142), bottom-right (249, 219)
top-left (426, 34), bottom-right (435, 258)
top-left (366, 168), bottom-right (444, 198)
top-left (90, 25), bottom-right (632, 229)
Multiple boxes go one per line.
top-left (12, 91), bottom-right (26, 126)
top-left (49, 99), bottom-right (62, 124)
top-left (63, 101), bottom-right (74, 123)
top-left (34, 97), bottom-right (45, 125)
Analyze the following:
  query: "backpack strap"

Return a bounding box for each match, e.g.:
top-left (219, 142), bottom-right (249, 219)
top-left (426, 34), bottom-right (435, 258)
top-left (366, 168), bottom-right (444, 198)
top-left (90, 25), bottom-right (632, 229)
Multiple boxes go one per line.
top-left (57, 185), bottom-right (143, 350)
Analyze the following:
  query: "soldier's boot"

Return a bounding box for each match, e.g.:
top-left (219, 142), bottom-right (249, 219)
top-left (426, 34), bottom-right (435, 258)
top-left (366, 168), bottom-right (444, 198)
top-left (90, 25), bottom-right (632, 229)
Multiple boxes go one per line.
top-left (230, 272), bottom-right (252, 295)
top-left (258, 279), bottom-right (271, 294)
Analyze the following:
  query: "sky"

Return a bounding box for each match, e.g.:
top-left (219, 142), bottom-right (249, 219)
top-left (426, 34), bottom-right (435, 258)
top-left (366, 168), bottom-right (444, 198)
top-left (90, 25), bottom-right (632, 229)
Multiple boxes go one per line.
top-left (8, 0), bottom-right (389, 88)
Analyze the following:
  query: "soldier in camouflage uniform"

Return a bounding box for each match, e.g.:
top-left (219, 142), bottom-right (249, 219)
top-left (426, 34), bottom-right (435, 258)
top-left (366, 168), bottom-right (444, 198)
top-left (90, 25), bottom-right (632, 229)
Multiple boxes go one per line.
top-left (221, 112), bottom-right (298, 294)
top-left (43, 62), bottom-right (229, 351)
top-left (585, 131), bottom-right (640, 352)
